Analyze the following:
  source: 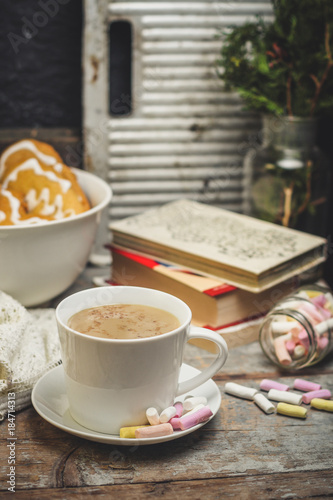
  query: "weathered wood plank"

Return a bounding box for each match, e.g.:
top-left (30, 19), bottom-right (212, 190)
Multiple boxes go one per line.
top-left (1, 395), bottom-right (332, 491)
top-left (2, 470), bottom-right (333, 499)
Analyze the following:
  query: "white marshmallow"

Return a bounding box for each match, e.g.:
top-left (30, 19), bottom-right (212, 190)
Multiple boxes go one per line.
top-left (253, 393), bottom-right (275, 414)
top-left (224, 382), bottom-right (258, 400)
top-left (182, 404), bottom-right (205, 416)
top-left (146, 407), bottom-right (160, 425)
top-left (316, 318), bottom-right (333, 336)
top-left (268, 389), bottom-right (302, 405)
top-left (271, 321), bottom-right (299, 334)
top-left (293, 344), bottom-right (306, 358)
top-left (159, 406), bottom-right (177, 423)
top-left (183, 396), bottom-right (207, 411)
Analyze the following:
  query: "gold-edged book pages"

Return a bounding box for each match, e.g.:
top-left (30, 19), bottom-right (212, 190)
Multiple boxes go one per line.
top-left (110, 199), bottom-right (326, 293)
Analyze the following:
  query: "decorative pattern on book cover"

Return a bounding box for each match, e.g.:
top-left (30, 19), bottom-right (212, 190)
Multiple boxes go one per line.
top-left (110, 199), bottom-right (326, 292)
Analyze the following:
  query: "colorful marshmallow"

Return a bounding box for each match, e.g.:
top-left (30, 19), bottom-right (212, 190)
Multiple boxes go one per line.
top-left (135, 423), bottom-right (173, 438)
top-left (267, 289), bottom-right (333, 368)
top-left (173, 401), bottom-right (184, 418)
top-left (273, 334), bottom-right (292, 366)
top-left (260, 379), bottom-right (289, 392)
top-left (120, 425), bottom-right (150, 438)
top-left (179, 405), bottom-right (213, 430)
top-left (277, 402), bottom-right (308, 419)
top-left (123, 395), bottom-right (214, 438)
top-left (293, 378), bottom-right (321, 392)
top-left (170, 404), bottom-right (206, 430)
top-left (310, 398), bottom-right (333, 412)
top-left (302, 389), bottom-right (332, 404)
top-left (226, 375), bottom-right (331, 421)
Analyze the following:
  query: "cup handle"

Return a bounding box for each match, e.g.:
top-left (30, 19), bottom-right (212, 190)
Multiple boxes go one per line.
top-left (176, 325), bottom-right (228, 396)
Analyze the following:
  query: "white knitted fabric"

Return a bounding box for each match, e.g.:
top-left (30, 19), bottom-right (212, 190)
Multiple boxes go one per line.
top-left (0, 291), bottom-right (61, 420)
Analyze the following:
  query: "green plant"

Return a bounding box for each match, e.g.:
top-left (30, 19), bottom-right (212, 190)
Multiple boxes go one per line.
top-left (216, 0), bottom-right (333, 117)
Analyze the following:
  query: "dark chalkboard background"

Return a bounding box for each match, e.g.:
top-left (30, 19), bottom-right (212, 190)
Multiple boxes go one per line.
top-left (1, 1), bottom-right (333, 286)
top-left (0, 0), bottom-right (82, 128)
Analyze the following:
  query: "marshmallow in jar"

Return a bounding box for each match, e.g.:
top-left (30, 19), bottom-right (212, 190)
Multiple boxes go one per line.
top-left (259, 285), bottom-right (333, 370)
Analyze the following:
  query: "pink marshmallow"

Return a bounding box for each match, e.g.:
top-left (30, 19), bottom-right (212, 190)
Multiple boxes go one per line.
top-left (173, 401), bottom-right (183, 418)
top-left (260, 379), bottom-right (289, 392)
top-left (310, 294), bottom-right (327, 308)
top-left (298, 330), bottom-right (310, 350)
top-left (285, 340), bottom-right (296, 355)
top-left (293, 378), bottom-right (321, 392)
top-left (135, 423), bottom-right (173, 438)
top-left (302, 389), bottom-right (332, 404)
top-left (299, 303), bottom-right (324, 324)
top-left (317, 306), bottom-right (332, 319)
top-left (169, 417), bottom-right (182, 430)
top-left (273, 336), bottom-right (292, 365)
top-left (179, 406), bottom-right (213, 430)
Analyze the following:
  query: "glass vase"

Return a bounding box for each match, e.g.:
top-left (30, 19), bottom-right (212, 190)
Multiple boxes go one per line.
top-left (243, 115), bottom-right (330, 237)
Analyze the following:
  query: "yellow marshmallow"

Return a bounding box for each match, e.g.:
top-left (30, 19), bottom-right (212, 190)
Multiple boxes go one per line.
top-left (120, 425), bottom-right (150, 438)
top-left (277, 402), bottom-right (307, 419)
top-left (310, 398), bottom-right (333, 412)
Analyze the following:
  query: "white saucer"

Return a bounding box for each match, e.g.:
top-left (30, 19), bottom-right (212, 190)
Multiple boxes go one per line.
top-left (31, 364), bottom-right (221, 446)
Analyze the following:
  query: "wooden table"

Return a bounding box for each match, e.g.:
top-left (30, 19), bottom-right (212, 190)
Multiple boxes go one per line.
top-left (1, 265), bottom-right (333, 499)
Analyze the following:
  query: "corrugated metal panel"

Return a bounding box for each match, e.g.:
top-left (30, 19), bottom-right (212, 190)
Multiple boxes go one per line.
top-left (84, 0), bottom-right (273, 230)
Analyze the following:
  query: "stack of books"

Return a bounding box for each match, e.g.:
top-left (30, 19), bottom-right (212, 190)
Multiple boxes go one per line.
top-left (108, 199), bottom-right (327, 349)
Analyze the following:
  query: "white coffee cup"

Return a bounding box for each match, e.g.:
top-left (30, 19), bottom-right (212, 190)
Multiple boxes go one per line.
top-left (56, 286), bottom-right (228, 434)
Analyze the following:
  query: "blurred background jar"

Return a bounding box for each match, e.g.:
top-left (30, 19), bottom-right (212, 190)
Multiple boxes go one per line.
top-left (243, 115), bottom-right (330, 237)
top-left (259, 284), bottom-right (333, 370)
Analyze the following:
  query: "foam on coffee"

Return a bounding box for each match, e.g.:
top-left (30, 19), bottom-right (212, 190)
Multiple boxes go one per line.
top-left (68, 303), bottom-right (181, 339)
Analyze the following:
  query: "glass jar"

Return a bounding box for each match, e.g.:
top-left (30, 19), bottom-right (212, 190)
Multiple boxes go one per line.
top-left (259, 284), bottom-right (333, 370)
top-left (243, 115), bottom-right (330, 237)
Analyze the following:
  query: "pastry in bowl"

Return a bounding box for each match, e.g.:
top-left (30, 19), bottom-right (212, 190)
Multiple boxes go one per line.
top-left (0, 139), bottom-right (90, 225)
top-left (0, 166), bottom-right (112, 306)
top-left (0, 186), bottom-right (28, 225)
top-left (0, 138), bottom-right (63, 177)
top-left (0, 138), bottom-right (112, 306)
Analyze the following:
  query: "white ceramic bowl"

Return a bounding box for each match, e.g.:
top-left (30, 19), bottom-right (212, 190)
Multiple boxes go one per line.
top-left (0, 168), bottom-right (112, 307)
